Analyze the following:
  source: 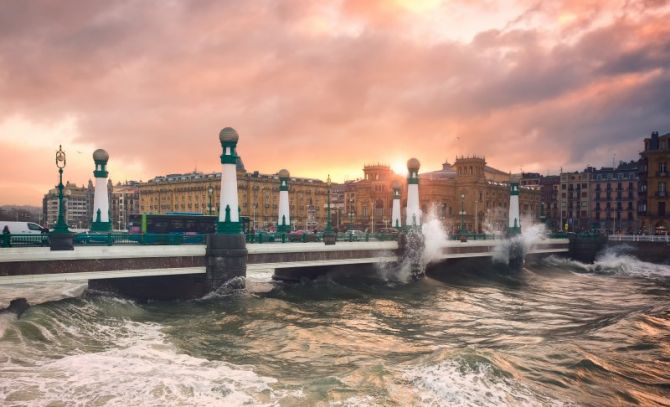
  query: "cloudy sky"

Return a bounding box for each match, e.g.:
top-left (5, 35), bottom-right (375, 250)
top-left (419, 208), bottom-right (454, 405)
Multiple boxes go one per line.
top-left (1, 0), bottom-right (669, 205)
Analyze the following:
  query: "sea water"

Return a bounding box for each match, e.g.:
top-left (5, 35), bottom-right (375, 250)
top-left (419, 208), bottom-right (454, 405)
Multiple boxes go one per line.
top-left (1, 242), bottom-right (669, 406)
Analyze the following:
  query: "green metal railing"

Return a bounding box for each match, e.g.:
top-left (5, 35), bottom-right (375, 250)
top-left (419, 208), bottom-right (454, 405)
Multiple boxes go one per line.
top-left (244, 231), bottom-right (400, 243)
top-left (1, 234), bottom-right (49, 247)
top-left (0, 232), bottom-right (208, 248)
top-left (0, 231), bottom-right (403, 248)
top-left (449, 233), bottom-right (498, 241)
top-left (73, 232), bottom-right (207, 246)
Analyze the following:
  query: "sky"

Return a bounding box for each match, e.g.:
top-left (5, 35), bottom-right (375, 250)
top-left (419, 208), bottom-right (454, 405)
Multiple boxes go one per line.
top-left (1, 0), bottom-right (669, 206)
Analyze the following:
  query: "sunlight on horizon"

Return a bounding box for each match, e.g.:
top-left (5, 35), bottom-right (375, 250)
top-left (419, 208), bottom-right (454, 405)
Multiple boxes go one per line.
top-left (391, 160), bottom-right (409, 176)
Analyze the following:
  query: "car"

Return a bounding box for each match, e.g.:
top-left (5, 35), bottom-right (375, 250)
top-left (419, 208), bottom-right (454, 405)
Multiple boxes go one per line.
top-left (0, 221), bottom-right (48, 235)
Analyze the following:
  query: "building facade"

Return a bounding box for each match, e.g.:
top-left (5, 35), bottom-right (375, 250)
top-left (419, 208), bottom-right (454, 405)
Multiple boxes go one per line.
top-left (42, 181), bottom-right (95, 230)
top-left (138, 169), bottom-right (329, 231)
top-left (639, 131), bottom-right (670, 234)
top-left (343, 157), bottom-right (541, 234)
top-left (559, 171), bottom-right (592, 232)
top-left (111, 181), bottom-right (140, 231)
top-left (589, 162), bottom-right (639, 234)
top-left (539, 175), bottom-right (560, 231)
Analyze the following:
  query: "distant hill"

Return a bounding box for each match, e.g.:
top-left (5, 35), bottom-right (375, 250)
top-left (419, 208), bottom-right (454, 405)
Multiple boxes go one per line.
top-left (0, 205), bottom-right (41, 223)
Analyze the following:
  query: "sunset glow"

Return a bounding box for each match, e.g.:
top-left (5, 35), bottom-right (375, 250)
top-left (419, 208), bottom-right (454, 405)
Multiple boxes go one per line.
top-left (391, 161), bottom-right (409, 176)
top-left (0, 0), bottom-right (669, 205)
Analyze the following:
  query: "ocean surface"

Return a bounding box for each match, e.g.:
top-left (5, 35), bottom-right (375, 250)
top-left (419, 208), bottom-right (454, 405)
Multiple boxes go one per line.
top-left (1, 246), bottom-right (670, 406)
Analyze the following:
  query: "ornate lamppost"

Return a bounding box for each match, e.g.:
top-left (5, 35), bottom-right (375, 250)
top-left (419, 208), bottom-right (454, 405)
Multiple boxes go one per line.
top-left (49, 145), bottom-right (75, 250)
top-left (323, 175), bottom-right (336, 245)
top-left (208, 184), bottom-right (214, 215)
top-left (459, 193), bottom-right (466, 236)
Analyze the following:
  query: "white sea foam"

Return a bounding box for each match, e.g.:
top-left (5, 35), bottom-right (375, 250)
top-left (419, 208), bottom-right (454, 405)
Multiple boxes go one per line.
top-left (0, 321), bottom-right (287, 406)
top-left (0, 313), bottom-right (16, 339)
top-left (330, 395), bottom-right (376, 406)
top-left (492, 222), bottom-right (548, 266)
top-left (376, 206), bottom-right (449, 283)
top-left (0, 281), bottom-right (86, 307)
top-left (404, 359), bottom-right (565, 407)
top-left (544, 246), bottom-right (670, 279)
top-left (376, 257), bottom-right (413, 284)
top-left (421, 207), bottom-right (449, 267)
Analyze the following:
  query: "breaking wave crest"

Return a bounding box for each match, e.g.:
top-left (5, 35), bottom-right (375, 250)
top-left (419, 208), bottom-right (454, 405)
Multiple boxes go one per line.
top-left (403, 355), bottom-right (566, 407)
top-left (543, 246), bottom-right (670, 279)
top-left (0, 297), bottom-right (294, 406)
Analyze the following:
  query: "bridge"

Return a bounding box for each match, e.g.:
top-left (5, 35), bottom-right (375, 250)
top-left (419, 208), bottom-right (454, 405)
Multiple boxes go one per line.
top-left (0, 127), bottom-right (599, 302)
top-left (0, 238), bottom-right (570, 300)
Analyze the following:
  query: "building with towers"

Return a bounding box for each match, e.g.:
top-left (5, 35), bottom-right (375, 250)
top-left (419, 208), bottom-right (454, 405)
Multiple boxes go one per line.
top-left (343, 156), bottom-right (541, 234)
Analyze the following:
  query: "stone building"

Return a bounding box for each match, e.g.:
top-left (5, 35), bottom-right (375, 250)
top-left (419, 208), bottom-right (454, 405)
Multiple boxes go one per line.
top-left (138, 162), bottom-right (329, 231)
top-left (559, 171), bottom-right (592, 232)
top-left (343, 157), bottom-right (541, 234)
top-left (639, 131), bottom-right (670, 234)
top-left (42, 181), bottom-right (95, 230)
top-left (539, 175), bottom-right (560, 231)
top-left (42, 179), bottom-right (139, 231)
top-left (589, 161), bottom-right (639, 234)
top-left (111, 181), bottom-right (140, 231)
top-left (341, 164), bottom-right (401, 232)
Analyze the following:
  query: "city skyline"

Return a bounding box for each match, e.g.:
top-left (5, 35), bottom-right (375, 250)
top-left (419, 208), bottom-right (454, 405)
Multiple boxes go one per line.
top-left (1, 0), bottom-right (669, 205)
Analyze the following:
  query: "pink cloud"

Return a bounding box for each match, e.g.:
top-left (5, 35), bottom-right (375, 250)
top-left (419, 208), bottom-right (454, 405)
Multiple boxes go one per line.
top-left (0, 0), bottom-right (668, 205)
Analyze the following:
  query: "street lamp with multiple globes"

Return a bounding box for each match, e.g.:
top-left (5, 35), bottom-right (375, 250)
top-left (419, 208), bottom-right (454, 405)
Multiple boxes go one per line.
top-left (207, 184), bottom-right (214, 215)
top-left (459, 193), bottom-right (466, 235)
top-left (323, 175), bottom-right (336, 245)
top-left (49, 145), bottom-right (75, 250)
top-left (53, 145), bottom-right (69, 233)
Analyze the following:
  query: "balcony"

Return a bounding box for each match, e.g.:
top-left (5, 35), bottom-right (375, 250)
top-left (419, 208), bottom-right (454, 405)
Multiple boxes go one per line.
top-left (656, 171), bottom-right (668, 177)
top-left (656, 191), bottom-right (668, 198)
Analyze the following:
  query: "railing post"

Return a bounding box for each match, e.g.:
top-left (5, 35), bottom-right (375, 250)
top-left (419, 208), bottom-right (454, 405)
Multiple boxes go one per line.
top-left (1, 231), bottom-right (10, 248)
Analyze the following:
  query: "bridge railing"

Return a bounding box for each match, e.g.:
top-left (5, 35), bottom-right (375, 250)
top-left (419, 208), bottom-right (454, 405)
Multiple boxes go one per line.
top-left (449, 233), bottom-right (498, 241)
top-left (245, 231), bottom-right (400, 243)
top-left (73, 232), bottom-right (208, 245)
top-left (608, 234), bottom-right (670, 243)
top-left (0, 231), bottom-right (400, 248)
top-left (1, 233), bottom-right (49, 247)
top-left (0, 232), bottom-right (208, 248)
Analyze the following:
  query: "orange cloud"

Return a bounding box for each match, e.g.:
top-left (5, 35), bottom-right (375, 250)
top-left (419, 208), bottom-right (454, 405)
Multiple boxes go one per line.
top-left (0, 0), bottom-right (669, 205)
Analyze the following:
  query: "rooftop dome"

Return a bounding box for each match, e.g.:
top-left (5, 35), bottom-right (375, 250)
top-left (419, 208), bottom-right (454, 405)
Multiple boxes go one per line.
top-left (407, 157), bottom-right (420, 171)
top-left (278, 169), bottom-right (290, 178)
top-left (93, 149), bottom-right (109, 162)
top-left (392, 180), bottom-right (401, 189)
top-left (219, 127), bottom-right (239, 143)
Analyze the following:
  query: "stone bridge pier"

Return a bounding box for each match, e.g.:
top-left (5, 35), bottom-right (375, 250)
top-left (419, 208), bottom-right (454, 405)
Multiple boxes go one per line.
top-left (206, 234), bottom-right (247, 290)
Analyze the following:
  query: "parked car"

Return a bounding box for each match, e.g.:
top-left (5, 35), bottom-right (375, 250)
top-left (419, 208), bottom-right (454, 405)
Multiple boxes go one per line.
top-left (0, 221), bottom-right (48, 235)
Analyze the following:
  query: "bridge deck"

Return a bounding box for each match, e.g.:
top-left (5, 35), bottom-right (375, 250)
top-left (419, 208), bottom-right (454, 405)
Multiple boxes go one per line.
top-left (0, 239), bottom-right (568, 284)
